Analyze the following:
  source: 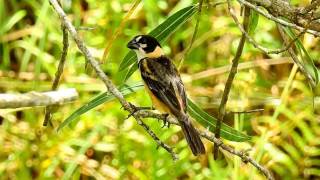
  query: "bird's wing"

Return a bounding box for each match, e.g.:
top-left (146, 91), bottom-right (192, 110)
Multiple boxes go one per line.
top-left (139, 56), bottom-right (187, 114)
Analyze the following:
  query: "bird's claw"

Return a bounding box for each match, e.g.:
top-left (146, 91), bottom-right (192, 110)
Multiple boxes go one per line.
top-left (161, 114), bottom-right (170, 128)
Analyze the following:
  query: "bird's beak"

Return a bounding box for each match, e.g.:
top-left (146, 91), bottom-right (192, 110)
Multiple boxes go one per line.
top-left (127, 40), bottom-right (139, 50)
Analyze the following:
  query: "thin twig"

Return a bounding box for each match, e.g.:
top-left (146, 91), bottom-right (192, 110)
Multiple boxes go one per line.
top-left (231, 108), bottom-right (264, 114)
top-left (49, 0), bottom-right (178, 160)
top-left (101, 0), bottom-right (141, 64)
top-left (237, 0), bottom-right (320, 37)
top-left (190, 57), bottom-right (291, 81)
top-left (49, 0), bottom-right (274, 178)
top-left (213, 2), bottom-right (249, 160)
top-left (178, 0), bottom-right (204, 69)
top-left (231, 1), bottom-right (316, 85)
top-left (228, 4), bottom-right (307, 54)
top-left (43, 23), bottom-right (69, 126)
top-left (277, 25), bottom-right (316, 87)
top-left (134, 116), bottom-right (179, 160)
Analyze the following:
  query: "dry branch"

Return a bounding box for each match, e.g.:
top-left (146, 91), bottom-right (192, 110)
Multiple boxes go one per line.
top-left (278, 25), bottom-right (316, 87)
top-left (44, 22), bottom-right (69, 126)
top-left (190, 57), bottom-right (291, 80)
top-left (238, 0), bottom-right (320, 36)
top-left (213, 2), bottom-right (249, 160)
top-left (0, 88), bottom-right (78, 109)
top-left (228, 3), bottom-right (308, 54)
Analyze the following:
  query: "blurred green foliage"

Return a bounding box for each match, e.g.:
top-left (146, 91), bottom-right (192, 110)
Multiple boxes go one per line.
top-left (0, 0), bottom-right (319, 179)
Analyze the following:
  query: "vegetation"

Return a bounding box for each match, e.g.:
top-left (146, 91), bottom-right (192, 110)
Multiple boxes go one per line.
top-left (0, 0), bottom-right (319, 179)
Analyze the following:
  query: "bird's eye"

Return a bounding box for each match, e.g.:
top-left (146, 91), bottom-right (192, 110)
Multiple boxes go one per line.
top-left (140, 38), bottom-right (147, 43)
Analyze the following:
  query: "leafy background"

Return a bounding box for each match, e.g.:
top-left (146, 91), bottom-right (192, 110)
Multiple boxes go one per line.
top-left (0, 0), bottom-right (319, 179)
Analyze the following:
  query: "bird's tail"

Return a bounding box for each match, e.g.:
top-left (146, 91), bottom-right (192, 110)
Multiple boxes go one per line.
top-left (179, 115), bottom-right (205, 156)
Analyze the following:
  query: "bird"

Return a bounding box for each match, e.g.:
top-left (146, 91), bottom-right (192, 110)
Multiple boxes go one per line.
top-left (127, 35), bottom-right (205, 155)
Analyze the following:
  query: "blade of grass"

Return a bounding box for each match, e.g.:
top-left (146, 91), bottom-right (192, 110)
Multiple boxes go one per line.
top-left (0, 10), bottom-right (26, 35)
top-left (62, 125), bottom-right (104, 180)
top-left (284, 27), bottom-right (319, 85)
top-left (178, 0), bottom-right (203, 69)
top-left (20, 1), bottom-right (50, 72)
top-left (101, 0), bottom-right (141, 64)
top-left (123, 62), bottom-right (139, 82)
top-left (248, 10), bottom-right (259, 35)
top-left (187, 98), bottom-right (250, 142)
top-left (57, 83), bottom-right (144, 132)
top-left (12, 40), bottom-right (56, 76)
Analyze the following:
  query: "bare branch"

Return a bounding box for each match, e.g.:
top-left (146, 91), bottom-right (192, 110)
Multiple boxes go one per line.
top-left (228, 3), bottom-right (307, 54)
top-left (44, 23), bottom-right (69, 126)
top-left (238, 0), bottom-right (320, 37)
top-left (0, 88), bottom-right (78, 109)
top-left (213, 2), bottom-right (249, 160)
top-left (101, 0), bottom-right (141, 64)
top-left (190, 57), bottom-right (292, 81)
top-left (178, 0), bottom-right (204, 69)
top-left (277, 25), bottom-right (316, 87)
top-left (246, 0), bottom-right (320, 31)
top-left (133, 115), bottom-right (179, 160)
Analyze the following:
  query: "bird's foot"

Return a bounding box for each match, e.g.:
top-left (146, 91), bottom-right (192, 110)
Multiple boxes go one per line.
top-left (160, 114), bottom-right (170, 128)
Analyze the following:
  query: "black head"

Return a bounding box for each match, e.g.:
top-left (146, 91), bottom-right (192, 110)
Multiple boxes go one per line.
top-left (127, 35), bottom-right (161, 53)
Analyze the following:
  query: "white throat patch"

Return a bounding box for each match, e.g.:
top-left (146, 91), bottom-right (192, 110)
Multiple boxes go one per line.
top-left (134, 49), bottom-right (146, 61)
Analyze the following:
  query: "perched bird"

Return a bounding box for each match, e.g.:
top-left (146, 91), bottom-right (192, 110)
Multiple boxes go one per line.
top-left (127, 35), bottom-right (205, 155)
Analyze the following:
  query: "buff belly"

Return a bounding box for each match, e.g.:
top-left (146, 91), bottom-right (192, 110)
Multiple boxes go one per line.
top-left (143, 83), bottom-right (172, 115)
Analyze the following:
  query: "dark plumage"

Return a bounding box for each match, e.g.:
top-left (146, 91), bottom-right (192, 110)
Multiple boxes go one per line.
top-left (127, 35), bottom-right (205, 155)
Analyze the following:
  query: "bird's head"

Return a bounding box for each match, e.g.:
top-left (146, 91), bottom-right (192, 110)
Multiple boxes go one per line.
top-left (127, 35), bottom-right (164, 60)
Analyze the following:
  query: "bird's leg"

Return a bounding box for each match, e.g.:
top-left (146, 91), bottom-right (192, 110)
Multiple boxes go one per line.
top-left (161, 114), bottom-right (170, 128)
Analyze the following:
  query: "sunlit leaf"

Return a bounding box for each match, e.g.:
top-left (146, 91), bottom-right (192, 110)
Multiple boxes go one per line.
top-left (284, 27), bottom-right (319, 86)
top-left (123, 62), bottom-right (139, 82)
top-left (187, 99), bottom-right (251, 142)
top-left (248, 10), bottom-right (259, 35)
top-left (0, 10), bottom-right (26, 34)
top-left (101, 0), bottom-right (142, 63)
top-left (57, 83), bottom-right (144, 132)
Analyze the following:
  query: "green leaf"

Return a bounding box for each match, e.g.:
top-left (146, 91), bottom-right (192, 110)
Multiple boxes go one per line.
top-left (123, 62), bottom-right (139, 82)
top-left (119, 5), bottom-right (198, 74)
top-left (0, 10), bottom-right (26, 34)
top-left (187, 98), bottom-right (251, 142)
top-left (119, 51), bottom-right (136, 73)
top-left (59, 83), bottom-right (250, 142)
top-left (57, 83), bottom-right (144, 132)
top-left (284, 27), bottom-right (319, 86)
top-left (248, 10), bottom-right (259, 35)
